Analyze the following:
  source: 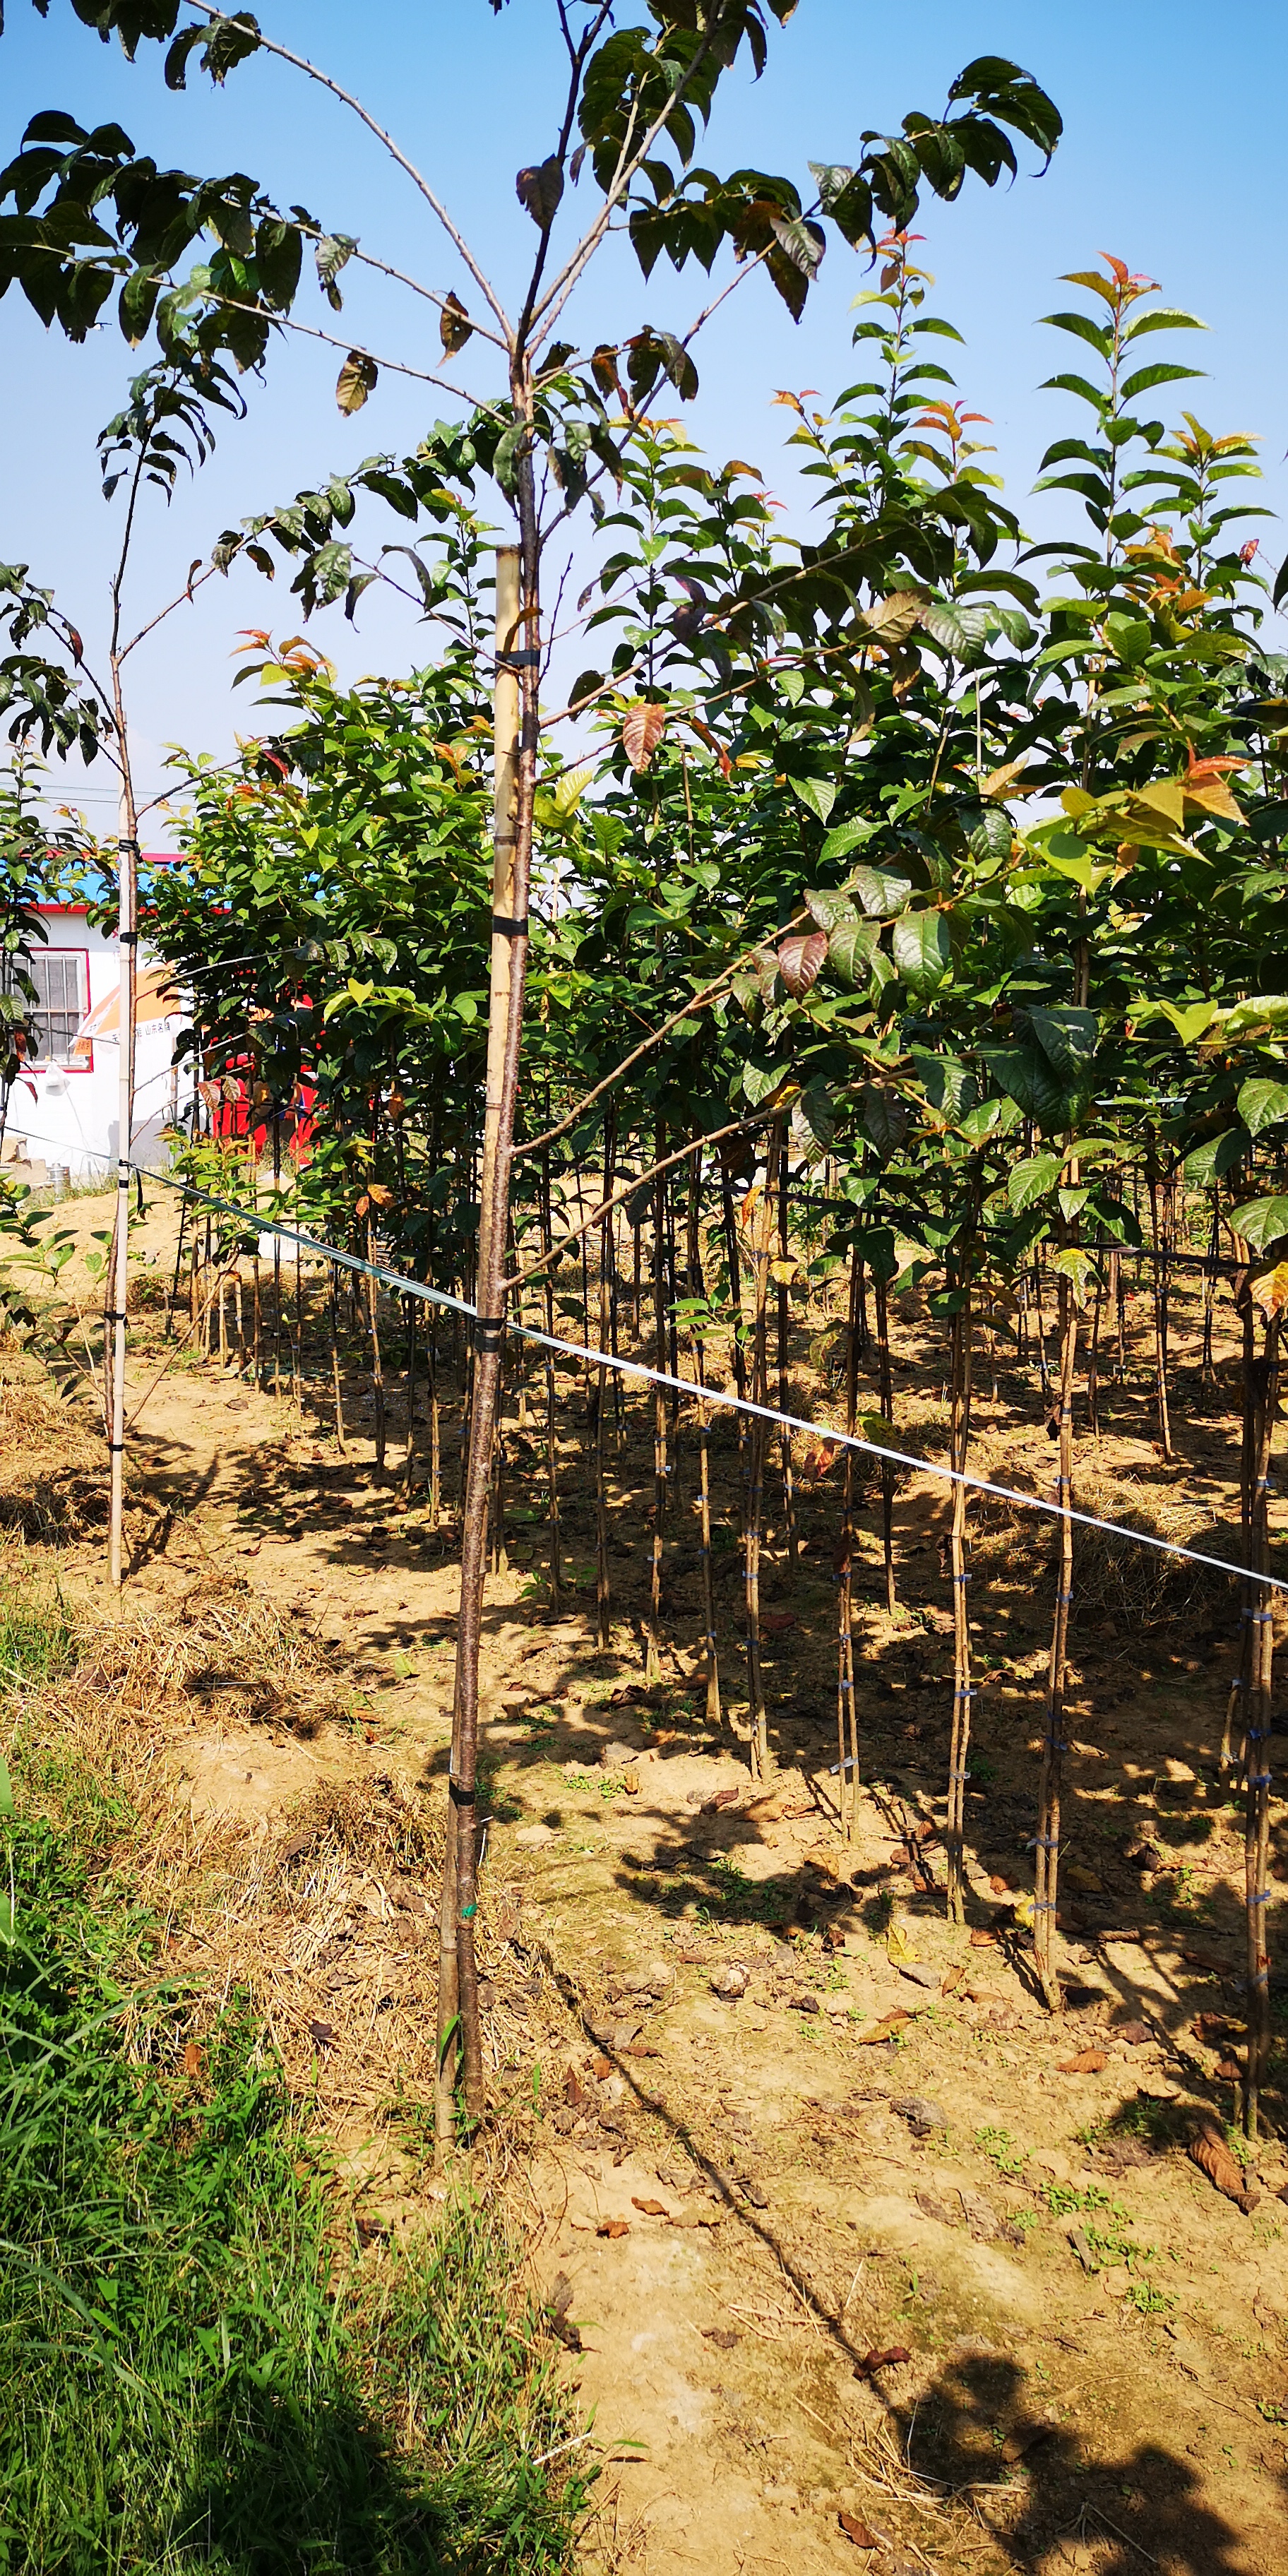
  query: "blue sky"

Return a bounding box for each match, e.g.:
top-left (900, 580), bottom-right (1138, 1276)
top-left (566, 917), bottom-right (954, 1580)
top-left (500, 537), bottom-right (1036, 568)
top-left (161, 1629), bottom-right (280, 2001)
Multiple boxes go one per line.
top-left (2, 0), bottom-right (1286, 837)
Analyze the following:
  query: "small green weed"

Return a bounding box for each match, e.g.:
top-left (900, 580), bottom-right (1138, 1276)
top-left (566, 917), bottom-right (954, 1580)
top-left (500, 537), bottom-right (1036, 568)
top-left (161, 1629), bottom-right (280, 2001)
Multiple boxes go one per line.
top-left (976, 2125), bottom-right (1027, 2181)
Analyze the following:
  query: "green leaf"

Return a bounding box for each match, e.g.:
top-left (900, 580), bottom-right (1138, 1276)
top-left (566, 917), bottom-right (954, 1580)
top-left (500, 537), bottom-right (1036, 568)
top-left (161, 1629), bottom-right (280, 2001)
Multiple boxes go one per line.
top-left (1182, 1128), bottom-right (1249, 1187)
top-left (861, 1085), bottom-right (908, 1158)
top-left (1027, 1004), bottom-right (1098, 1085)
top-left (804, 887), bottom-right (859, 932)
top-left (1237, 1077), bottom-right (1288, 1140)
top-left (847, 864), bottom-right (912, 917)
top-left (1008, 1150), bottom-right (1061, 1212)
top-left (891, 910), bottom-right (951, 994)
top-left (826, 917), bottom-right (878, 989)
top-left (818, 818), bottom-right (881, 862)
top-left (1119, 362), bottom-right (1205, 402)
top-left (788, 775), bottom-right (837, 825)
top-left (1229, 1195), bottom-right (1288, 1253)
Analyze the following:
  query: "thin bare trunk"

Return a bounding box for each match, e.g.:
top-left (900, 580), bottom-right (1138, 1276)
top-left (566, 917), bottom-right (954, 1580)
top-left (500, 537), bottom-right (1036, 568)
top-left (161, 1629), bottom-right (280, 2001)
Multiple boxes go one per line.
top-left (873, 1270), bottom-right (897, 1617)
top-left (1033, 1273), bottom-right (1078, 2012)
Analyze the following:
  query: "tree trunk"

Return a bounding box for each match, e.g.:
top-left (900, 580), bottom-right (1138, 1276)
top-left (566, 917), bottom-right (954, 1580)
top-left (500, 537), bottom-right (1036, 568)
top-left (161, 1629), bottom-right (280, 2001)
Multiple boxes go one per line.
top-left (945, 1275), bottom-right (975, 1924)
top-left (107, 804), bottom-right (138, 1587)
top-left (836, 1239), bottom-right (861, 1839)
top-left (1243, 1308), bottom-right (1280, 2137)
top-left (440, 537), bottom-right (535, 2142)
top-left (873, 1269), bottom-right (897, 1617)
top-left (1033, 1272), bottom-right (1078, 2012)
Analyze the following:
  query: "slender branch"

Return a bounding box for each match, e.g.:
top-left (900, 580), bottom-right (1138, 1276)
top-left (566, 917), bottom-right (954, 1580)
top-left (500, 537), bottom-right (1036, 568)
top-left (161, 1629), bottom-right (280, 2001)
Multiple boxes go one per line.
top-left (120, 559), bottom-right (220, 664)
top-left (512, 895), bottom-right (817, 1164)
top-left (196, 291), bottom-right (502, 410)
top-left (292, 221), bottom-right (510, 352)
top-left (506, 1109), bottom-right (775, 1292)
top-left (513, 0), bottom-right (615, 354)
top-left (530, 23), bottom-right (721, 345)
top-left (181, 0), bottom-right (513, 338)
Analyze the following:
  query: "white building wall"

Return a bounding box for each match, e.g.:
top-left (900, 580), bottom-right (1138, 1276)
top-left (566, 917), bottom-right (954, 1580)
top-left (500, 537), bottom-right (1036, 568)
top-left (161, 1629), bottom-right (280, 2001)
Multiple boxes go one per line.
top-left (3, 908), bottom-right (195, 1185)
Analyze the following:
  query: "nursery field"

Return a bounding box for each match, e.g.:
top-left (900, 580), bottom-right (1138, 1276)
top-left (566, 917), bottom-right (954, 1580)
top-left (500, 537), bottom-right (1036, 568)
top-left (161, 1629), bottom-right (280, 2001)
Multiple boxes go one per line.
top-left (3, 1179), bottom-right (1286, 2576)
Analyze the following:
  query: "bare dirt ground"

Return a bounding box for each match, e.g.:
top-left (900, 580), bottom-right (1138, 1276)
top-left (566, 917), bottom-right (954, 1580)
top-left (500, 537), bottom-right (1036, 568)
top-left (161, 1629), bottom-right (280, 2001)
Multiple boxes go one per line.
top-left (4, 1186), bottom-right (1287, 2576)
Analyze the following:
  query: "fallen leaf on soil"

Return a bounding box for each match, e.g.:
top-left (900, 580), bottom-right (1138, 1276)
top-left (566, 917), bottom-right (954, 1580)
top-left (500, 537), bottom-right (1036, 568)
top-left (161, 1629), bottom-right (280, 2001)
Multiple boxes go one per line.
top-left (564, 2065), bottom-right (590, 2107)
top-left (856, 2346), bottom-right (911, 2377)
top-left (631, 2197), bottom-right (669, 2217)
top-left (838, 2512), bottom-right (881, 2549)
top-left (789, 1991), bottom-right (821, 2014)
top-left (1068, 2226), bottom-right (1099, 2273)
top-left (702, 1787), bottom-right (741, 1814)
top-left (916, 2186), bottom-right (958, 2226)
top-left (989, 1873), bottom-right (1011, 1895)
top-left (1189, 2127), bottom-right (1260, 2211)
top-left (182, 2041), bottom-right (203, 2078)
top-left (590, 2052), bottom-right (613, 2077)
top-left (857, 2010), bottom-right (911, 2044)
top-left (886, 1923), bottom-right (914, 1964)
top-left (1193, 2011), bottom-right (1241, 2044)
top-left (702, 2326), bottom-right (740, 2349)
top-left (782, 1801), bottom-right (818, 1819)
top-left (306, 2020), bottom-right (337, 2050)
top-left (597, 2219), bottom-right (631, 2238)
top-left (625, 2039), bottom-right (662, 2059)
top-left (1116, 2019), bottom-right (1151, 2045)
top-left (1215, 2056), bottom-right (1241, 2081)
top-left (1059, 2048), bottom-right (1108, 2075)
top-left (941, 1964), bottom-right (965, 1995)
top-left (970, 1928), bottom-right (997, 1948)
top-left (761, 1612), bottom-right (797, 1637)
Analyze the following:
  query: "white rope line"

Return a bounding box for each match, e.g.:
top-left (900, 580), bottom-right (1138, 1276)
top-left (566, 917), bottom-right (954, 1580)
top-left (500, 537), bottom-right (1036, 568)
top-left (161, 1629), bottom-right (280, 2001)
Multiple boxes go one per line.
top-left (8, 1129), bottom-right (1287, 1596)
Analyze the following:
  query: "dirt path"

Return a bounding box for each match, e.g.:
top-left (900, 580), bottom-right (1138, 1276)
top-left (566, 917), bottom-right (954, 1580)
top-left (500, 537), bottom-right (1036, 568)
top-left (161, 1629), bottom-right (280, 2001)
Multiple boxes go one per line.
top-left (5, 1193), bottom-right (1288, 2574)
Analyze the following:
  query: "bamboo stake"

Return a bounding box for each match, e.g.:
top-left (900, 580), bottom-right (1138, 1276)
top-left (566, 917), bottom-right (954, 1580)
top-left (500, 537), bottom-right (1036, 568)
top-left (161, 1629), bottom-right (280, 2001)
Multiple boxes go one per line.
top-left (107, 797), bottom-right (138, 1588)
top-left (744, 1137), bottom-right (778, 1780)
top-left (1033, 1270), bottom-right (1078, 2012)
top-left (836, 1239), bottom-right (861, 1839)
top-left (777, 1133), bottom-right (798, 1567)
top-left (646, 1128), bottom-right (668, 1685)
top-left (595, 1111), bottom-right (616, 1648)
top-left (1243, 1305), bottom-right (1280, 2137)
top-left (945, 1264), bottom-right (975, 1924)
top-left (1147, 1164), bottom-right (1174, 1459)
top-left (873, 1269), bottom-right (898, 1618)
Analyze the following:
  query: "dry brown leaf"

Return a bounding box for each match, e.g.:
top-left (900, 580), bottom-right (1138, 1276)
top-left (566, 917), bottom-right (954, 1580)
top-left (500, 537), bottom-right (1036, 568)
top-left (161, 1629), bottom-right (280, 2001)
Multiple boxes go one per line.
top-left (631, 2196), bottom-right (669, 2217)
top-left (970, 1927), bottom-right (998, 1948)
top-left (621, 699), bottom-right (667, 772)
top-left (597, 2218), bottom-right (631, 2239)
top-left (838, 2510), bottom-right (881, 2549)
top-left (1190, 2128), bottom-right (1257, 2210)
top-left (182, 2040), bottom-right (203, 2079)
top-left (857, 2010), bottom-right (912, 2045)
top-left (1059, 2048), bottom-right (1109, 2075)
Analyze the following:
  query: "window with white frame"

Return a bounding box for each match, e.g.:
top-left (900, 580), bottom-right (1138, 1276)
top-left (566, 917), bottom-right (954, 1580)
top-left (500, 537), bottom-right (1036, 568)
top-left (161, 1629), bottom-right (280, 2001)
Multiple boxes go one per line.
top-left (26, 950), bottom-right (89, 1067)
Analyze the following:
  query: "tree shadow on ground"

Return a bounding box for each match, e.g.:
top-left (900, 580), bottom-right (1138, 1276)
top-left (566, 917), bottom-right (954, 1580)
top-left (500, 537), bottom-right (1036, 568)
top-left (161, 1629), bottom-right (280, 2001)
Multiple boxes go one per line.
top-left (172, 2375), bottom-right (566, 2576)
top-left (893, 2349), bottom-right (1267, 2573)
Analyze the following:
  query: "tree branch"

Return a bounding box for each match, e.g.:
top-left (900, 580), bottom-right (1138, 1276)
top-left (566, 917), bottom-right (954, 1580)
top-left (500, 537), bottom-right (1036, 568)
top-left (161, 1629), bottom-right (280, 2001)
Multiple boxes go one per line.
top-left (506, 1107), bottom-right (775, 1292)
top-left (181, 0), bottom-right (513, 340)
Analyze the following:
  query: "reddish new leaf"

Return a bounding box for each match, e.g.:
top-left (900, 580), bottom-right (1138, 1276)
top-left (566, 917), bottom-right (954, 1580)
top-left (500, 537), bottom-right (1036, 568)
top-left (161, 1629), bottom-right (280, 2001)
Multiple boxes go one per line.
top-left (777, 930), bottom-right (828, 998)
top-left (622, 700), bottom-right (667, 772)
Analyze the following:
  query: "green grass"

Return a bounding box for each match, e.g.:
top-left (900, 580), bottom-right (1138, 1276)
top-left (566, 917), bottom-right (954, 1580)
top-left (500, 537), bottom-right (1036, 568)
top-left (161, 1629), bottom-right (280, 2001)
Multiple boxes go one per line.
top-left (0, 1773), bottom-right (588, 2571)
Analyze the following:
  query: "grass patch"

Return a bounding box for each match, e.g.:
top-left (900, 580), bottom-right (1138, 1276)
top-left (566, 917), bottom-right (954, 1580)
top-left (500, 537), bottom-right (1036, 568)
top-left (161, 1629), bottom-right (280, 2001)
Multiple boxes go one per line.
top-left (0, 1760), bottom-right (587, 2570)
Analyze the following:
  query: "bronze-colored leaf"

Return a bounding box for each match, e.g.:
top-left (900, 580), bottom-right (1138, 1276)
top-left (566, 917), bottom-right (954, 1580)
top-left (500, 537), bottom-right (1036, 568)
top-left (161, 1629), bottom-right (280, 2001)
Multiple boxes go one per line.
top-left (597, 2217), bottom-right (631, 2238)
top-left (631, 2196), bottom-right (669, 2217)
top-left (1058, 2048), bottom-right (1108, 2075)
top-left (1190, 2125), bottom-right (1258, 2209)
top-left (439, 290), bottom-right (473, 356)
top-left (777, 930), bottom-right (828, 998)
top-left (621, 699), bottom-right (667, 771)
top-left (335, 350), bottom-right (378, 413)
top-left (838, 2510), bottom-right (881, 2548)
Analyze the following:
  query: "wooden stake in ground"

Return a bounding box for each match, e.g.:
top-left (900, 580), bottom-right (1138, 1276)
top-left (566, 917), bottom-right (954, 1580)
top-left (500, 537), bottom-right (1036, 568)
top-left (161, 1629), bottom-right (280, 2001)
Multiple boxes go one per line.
top-left (107, 801), bottom-right (138, 1589)
top-left (744, 1135), bottom-right (779, 1780)
top-left (835, 1238), bottom-right (861, 1839)
top-left (441, 542), bottom-right (531, 2145)
top-left (944, 1263), bottom-right (976, 1925)
top-left (873, 1268), bottom-right (898, 1618)
top-left (645, 1136), bottom-right (669, 1686)
top-left (1033, 1268), bottom-right (1078, 2012)
top-left (1241, 1296), bottom-right (1280, 2136)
